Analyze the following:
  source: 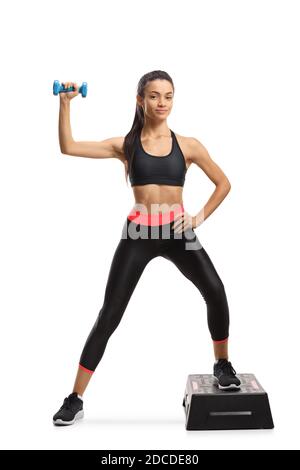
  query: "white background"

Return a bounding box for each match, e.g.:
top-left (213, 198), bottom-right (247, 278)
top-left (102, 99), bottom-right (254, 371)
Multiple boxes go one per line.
top-left (0, 0), bottom-right (299, 450)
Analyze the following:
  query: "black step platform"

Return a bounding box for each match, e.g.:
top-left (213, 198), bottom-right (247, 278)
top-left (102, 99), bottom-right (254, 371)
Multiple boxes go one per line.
top-left (182, 373), bottom-right (274, 430)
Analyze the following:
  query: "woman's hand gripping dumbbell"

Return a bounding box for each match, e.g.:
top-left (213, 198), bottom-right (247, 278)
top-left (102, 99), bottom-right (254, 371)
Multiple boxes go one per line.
top-left (53, 80), bottom-right (88, 101)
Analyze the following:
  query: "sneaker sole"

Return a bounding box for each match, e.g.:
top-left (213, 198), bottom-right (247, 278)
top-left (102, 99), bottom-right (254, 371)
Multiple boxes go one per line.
top-left (213, 375), bottom-right (241, 390)
top-left (53, 409), bottom-right (84, 426)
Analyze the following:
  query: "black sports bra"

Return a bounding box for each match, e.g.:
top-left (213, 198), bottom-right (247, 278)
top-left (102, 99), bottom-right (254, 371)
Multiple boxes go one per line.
top-left (129, 129), bottom-right (187, 187)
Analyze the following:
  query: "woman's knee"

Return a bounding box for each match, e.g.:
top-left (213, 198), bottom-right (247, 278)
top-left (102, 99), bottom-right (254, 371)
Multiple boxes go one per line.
top-left (93, 298), bottom-right (127, 334)
top-left (205, 277), bottom-right (227, 304)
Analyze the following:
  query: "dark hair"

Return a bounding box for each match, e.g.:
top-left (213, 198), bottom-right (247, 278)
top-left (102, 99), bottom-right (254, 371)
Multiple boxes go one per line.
top-left (122, 70), bottom-right (175, 186)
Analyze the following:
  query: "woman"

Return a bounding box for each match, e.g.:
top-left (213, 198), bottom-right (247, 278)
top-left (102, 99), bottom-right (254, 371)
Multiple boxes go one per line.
top-left (53, 70), bottom-right (241, 426)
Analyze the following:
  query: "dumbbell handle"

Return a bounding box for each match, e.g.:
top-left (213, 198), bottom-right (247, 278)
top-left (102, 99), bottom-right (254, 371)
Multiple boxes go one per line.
top-left (53, 80), bottom-right (88, 97)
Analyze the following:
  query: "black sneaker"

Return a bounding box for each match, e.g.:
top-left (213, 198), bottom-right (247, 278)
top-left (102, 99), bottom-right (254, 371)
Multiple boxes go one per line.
top-left (213, 359), bottom-right (241, 390)
top-left (53, 392), bottom-right (84, 426)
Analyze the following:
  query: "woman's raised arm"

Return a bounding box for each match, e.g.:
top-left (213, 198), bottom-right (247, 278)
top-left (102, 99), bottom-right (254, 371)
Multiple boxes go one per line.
top-left (58, 81), bottom-right (124, 160)
top-left (62, 135), bottom-right (125, 160)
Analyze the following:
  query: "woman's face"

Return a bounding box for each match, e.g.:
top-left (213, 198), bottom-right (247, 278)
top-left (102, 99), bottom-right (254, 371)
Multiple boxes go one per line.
top-left (137, 79), bottom-right (174, 119)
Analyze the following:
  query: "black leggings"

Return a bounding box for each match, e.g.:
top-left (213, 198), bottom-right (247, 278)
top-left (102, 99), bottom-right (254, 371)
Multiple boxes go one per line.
top-left (78, 212), bottom-right (230, 374)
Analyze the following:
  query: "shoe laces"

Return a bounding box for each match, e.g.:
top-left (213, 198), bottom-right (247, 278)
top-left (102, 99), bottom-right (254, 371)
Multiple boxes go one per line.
top-left (60, 395), bottom-right (74, 411)
top-left (218, 359), bottom-right (236, 376)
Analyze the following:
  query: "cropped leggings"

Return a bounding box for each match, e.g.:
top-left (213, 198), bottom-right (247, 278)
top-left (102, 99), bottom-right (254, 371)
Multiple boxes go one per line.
top-left (78, 204), bottom-right (230, 374)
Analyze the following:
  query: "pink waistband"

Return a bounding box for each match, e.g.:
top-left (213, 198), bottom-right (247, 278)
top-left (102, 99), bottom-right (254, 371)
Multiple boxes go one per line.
top-left (128, 203), bottom-right (184, 226)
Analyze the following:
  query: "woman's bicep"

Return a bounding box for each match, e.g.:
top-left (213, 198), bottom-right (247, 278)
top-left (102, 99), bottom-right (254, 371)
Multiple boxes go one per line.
top-left (189, 137), bottom-right (231, 186)
top-left (63, 136), bottom-right (125, 159)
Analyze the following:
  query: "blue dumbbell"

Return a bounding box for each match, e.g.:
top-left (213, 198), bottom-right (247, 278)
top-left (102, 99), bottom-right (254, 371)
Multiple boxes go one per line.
top-left (53, 80), bottom-right (88, 97)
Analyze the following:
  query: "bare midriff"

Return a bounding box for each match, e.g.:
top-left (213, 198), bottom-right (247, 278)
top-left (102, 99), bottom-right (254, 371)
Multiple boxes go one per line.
top-left (128, 185), bottom-right (185, 226)
top-left (131, 185), bottom-right (183, 211)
